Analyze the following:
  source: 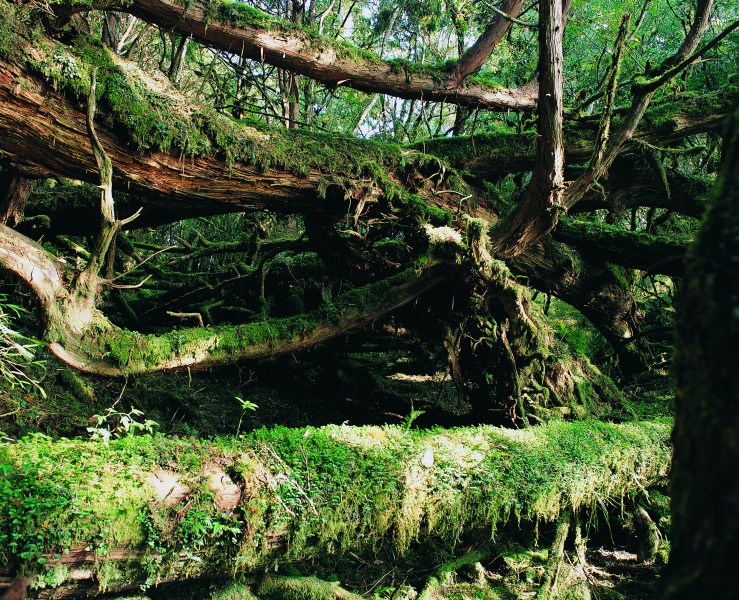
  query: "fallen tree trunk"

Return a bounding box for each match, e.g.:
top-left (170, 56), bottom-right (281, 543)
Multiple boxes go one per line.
top-left (54, 0), bottom-right (536, 112)
top-left (0, 26), bottom-right (728, 231)
top-left (553, 218), bottom-right (689, 277)
top-left (0, 420), bottom-right (671, 597)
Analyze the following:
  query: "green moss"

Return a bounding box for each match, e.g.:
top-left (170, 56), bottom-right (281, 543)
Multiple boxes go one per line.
top-left (387, 58), bottom-right (456, 84)
top-left (404, 194), bottom-right (453, 227)
top-left (209, 0), bottom-right (281, 30)
top-left (0, 420), bottom-right (671, 592)
top-left (633, 87), bottom-right (736, 129)
top-left (212, 581), bottom-right (260, 600)
top-left (409, 131), bottom-right (534, 169)
top-left (0, 0), bottom-right (26, 60)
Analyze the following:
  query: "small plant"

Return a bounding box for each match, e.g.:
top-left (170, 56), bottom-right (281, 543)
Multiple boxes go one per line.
top-left (234, 395), bottom-right (258, 436)
top-left (402, 399), bottom-right (425, 431)
top-left (0, 294), bottom-right (46, 398)
top-left (87, 406), bottom-right (158, 445)
top-left (52, 48), bottom-right (81, 79)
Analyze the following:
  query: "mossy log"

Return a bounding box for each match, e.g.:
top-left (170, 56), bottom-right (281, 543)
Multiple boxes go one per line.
top-left (0, 420), bottom-right (671, 597)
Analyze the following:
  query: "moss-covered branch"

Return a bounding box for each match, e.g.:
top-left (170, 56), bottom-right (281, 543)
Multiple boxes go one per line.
top-left (0, 209), bottom-right (449, 374)
top-left (53, 0), bottom-right (536, 112)
top-left (552, 218), bottom-right (689, 277)
top-left (53, 259), bottom-right (448, 375)
top-left (0, 420), bottom-right (671, 595)
top-left (412, 89), bottom-right (732, 180)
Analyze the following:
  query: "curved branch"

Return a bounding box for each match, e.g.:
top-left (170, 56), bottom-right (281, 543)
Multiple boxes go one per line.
top-left (0, 218), bottom-right (448, 375)
top-left (0, 224), bottom-right (66, 312)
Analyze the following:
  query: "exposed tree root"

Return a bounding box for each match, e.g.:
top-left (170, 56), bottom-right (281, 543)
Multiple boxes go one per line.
top-left (417, 544), bottom-right (493, 600)
top-left (535, 511), bottom-right (571, 600)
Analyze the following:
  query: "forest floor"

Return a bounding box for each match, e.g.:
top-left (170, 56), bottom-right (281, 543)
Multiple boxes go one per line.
top-left (91, 542), bottom-right (663, 600)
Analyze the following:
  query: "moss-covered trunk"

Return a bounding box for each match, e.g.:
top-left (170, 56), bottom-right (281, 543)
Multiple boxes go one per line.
top-left (661, 101), bottom-right (739, 598)
top-left (0, 421), bottom-right (670, 597)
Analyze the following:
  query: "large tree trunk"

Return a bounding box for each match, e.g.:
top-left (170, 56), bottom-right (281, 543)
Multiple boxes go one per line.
top-left (0, 421), bottom-right (671, 598)
top-left (660, 101), bottom-right (739, 598)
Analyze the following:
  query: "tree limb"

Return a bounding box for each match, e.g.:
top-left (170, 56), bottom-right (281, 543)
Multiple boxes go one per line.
top-left (58, 0), bottom-right (537, 111)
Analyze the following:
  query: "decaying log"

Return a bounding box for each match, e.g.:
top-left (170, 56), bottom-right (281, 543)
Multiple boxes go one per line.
top-left (0, 420), bottom-right (671, 597)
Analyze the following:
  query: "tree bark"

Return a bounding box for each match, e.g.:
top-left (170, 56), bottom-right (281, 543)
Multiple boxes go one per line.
top-left (451, 0), bottom-right (526, 84)
top-left (0, 172), bottom-right (31, 227)
top-left (488, 0), bottom-right (564, 257)
top-left (661, 101), bottom-right (739, 598)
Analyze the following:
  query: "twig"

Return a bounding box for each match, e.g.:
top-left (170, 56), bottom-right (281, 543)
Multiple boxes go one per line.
top-left (166, 311), bottom-right (205, 327)
top-left (105, 274), bottom-right (153, 289)
top-left (106, 245), bottom-right (178, 282)
top-left (482, 0), bottom-right (537, 27)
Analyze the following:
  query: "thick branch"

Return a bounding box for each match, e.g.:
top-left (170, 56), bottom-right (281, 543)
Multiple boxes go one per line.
top-left (510, 237), bottom-right (647, 373)
top-left (0, 59), bottom-right (327, 216)
top-left (61, 0), bottom-right (537, 111)
top-left (0, 172), bottom-right (31, 227)
top-left (571, 156), bottom-right (712, 219)
top-left (451, 0), bottom-right (526, 84)
top-left (0, 224), bottom-right (66, 313)
top-left (416, 88), bottom-right (731, 179)
top-left (552, 218), bottom-right (689, 277)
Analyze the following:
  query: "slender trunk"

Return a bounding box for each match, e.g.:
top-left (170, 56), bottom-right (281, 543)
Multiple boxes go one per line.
top-left (0, 173), bottom-right (30, 227)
